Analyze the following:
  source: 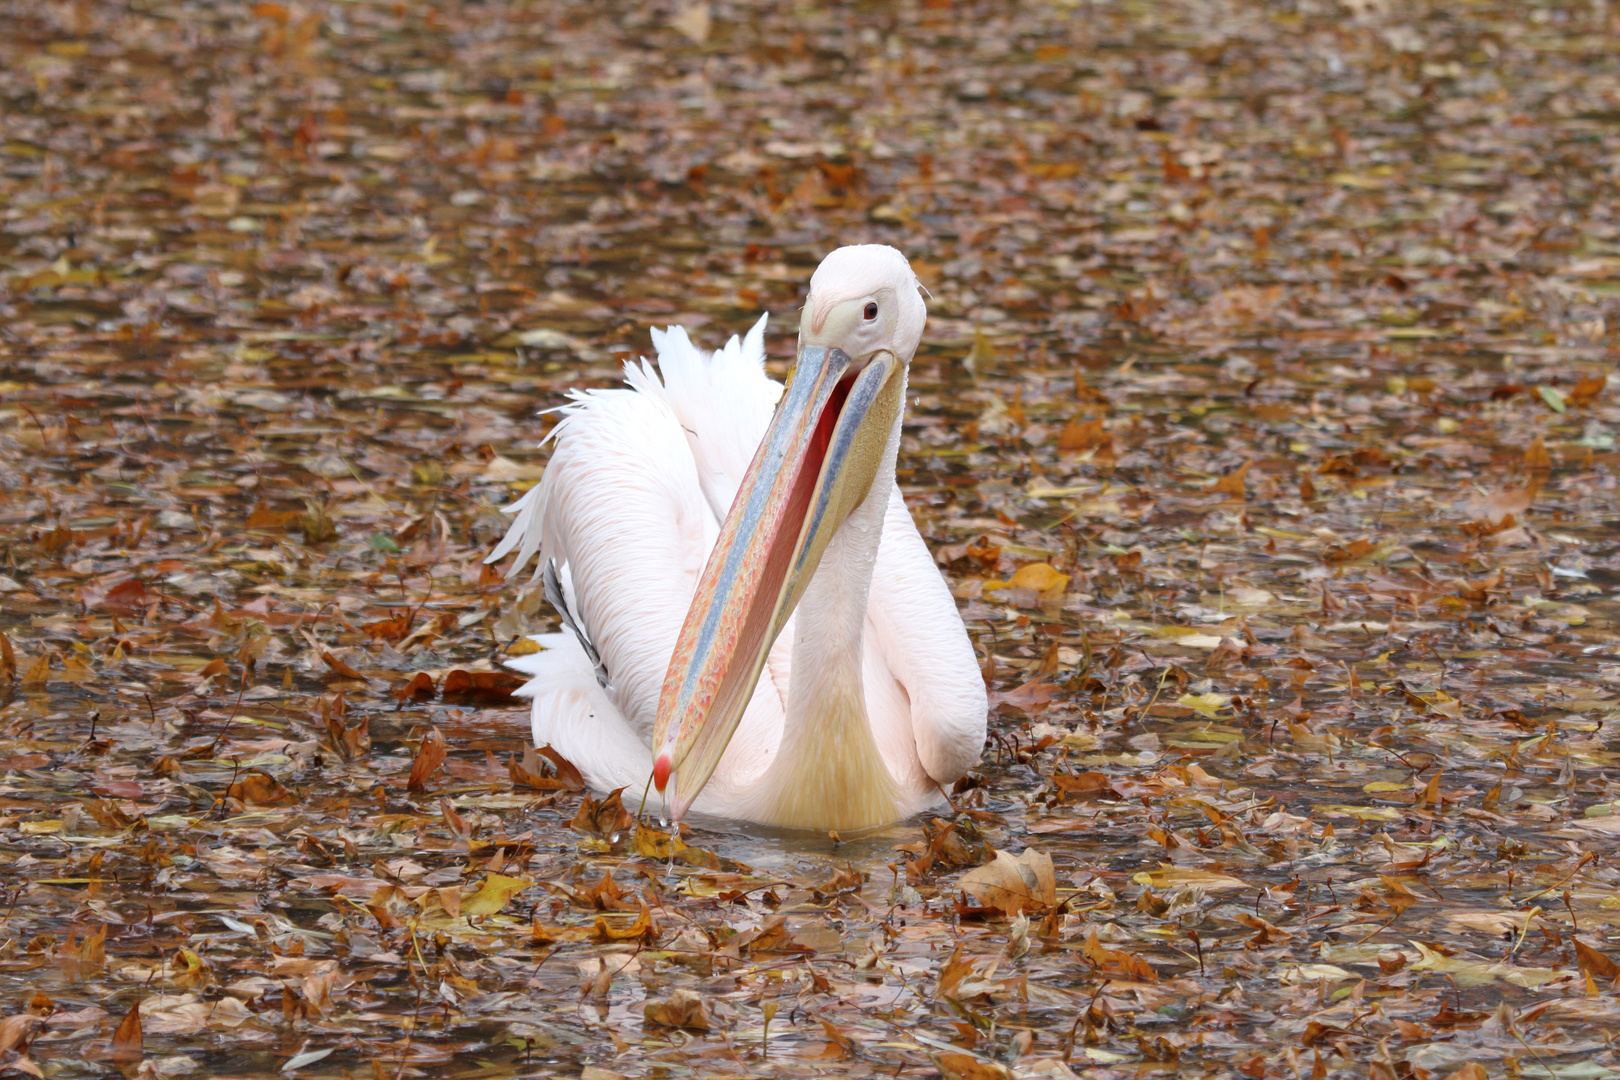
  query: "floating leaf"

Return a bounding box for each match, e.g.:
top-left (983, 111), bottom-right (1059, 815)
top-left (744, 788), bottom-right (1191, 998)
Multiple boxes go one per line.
top-left (406, 726), bottom-right (447, 792)
top-left (643, 988), bottom-right (710, 1031)
top-left (958, 847), bottom-right (1055, 915)
top-left (108, 999), bottom-right (143, 1062)
top-left (460, 873), bottom-right (533, 918)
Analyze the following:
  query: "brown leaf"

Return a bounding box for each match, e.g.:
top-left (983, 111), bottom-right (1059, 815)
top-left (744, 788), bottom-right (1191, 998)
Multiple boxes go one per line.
top-left (931, 1051), bottom-right (1014, 1080)
top-left (958, 847), bottom-right (1056, 915)
top-left (1525, 433), bottom-right (1551, 471)
top-left (643, 988), bottom-right (710, 1031)
top-left (571, 788), bottom-right (631, 839)
top-left (1439, 1066), bottom-right (1489, 1080)
top-left (246, 504), bottom-right (301, 530)
top-left (20, 654), bottom-right (51, 687)
top-left (364, 612), bottom-right (414, 642)
top-left (1056, 416), bottom-right (1112, 453)
top-left (1455, 567), bottom-right (1504, 604)
top-left (592, 899), bottom-right (657, 943)
top-left (0, 1014), bottom-right (43, 1055)
top-left (406, 726), bottom-right (447, 792)
top-left (319, 649), bottom-right (368, 681)
top-left (1210, 460), bottom-right (1253, 496)
top-left (581, 871), bottom-right (636, 911)
top-left (1568, 374), bottom-right (1606, 407)
top-left (227, 770), bottom-right (294, 806)
top-left (535, 744), bottom-right (586, 789)
top-left (101, 579), bottom-right (152, 614)
top-left (1051, 771), bottom-right (1120, 800)
top-left (108, 999), bottom-right (143, 1062)
top-left (509, 744), bottom-right (584, 791)
top-left (0, 631), bottom-right (14, 682)
top-left (1082, 928), bottom-right (1158, 983)
top-left (441, 668), bottom-right (524, 702)
top-left (1323, 538), bottom-right (1376, 563)
top-left (394, 671), bottom-right (436, 702)
top-left (1575, 938), bottom-right (1620, 981)
top-left (509, 751), bottom-right (568, 791)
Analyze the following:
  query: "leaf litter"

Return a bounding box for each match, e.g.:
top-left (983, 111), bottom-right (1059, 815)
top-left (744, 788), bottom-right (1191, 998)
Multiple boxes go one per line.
top-left (4, 1), bottom-right (1620, 1078)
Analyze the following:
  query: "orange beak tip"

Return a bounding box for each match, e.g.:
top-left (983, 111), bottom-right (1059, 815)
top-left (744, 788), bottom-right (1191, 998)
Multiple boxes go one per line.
top-left (653, 754), bottom-right (671, 793)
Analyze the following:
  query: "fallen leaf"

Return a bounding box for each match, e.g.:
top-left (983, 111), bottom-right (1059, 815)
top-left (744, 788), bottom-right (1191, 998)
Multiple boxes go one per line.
top-left (406, 726), bottom-right (447, 792)
top-left (441, 669), bottom-right (524, 701)
top-left (1575, 938), bottom-right (1620, 981)
top-left (227, 770), bottom-right (294, 806)
top-left (958, 847), bottom-right (1056, 914)
top-left (1525, 433), bottom-right (1552, 470)
top-left (592, 900), bottom-right (657, 943)
top-left (108, 999), bottom-right (143, 1062)
top-left (460, 873), bottom-right (533, 918)
top-left (643, 988), bottom-right (710, 1030)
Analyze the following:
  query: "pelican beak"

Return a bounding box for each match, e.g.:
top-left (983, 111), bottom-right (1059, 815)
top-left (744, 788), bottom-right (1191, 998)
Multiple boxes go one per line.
top-left (650, 336), bottom-right (905, 821)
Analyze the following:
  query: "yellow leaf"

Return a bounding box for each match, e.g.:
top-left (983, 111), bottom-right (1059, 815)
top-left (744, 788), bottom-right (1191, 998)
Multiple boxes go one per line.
top-left (1132, 866), bottom-right (1249, 891)
top-left (592, 900), bottom-right (657, 943)
top-left (1363, 781), bottom-right (1407, 793)
top-left (1177, 692), bottom-right (1231, 718)
top-left (1408, 940), bottom-right (1563, 988)
top-left (20, 654), bottom-right (51, 686)
top-left (984, 562), bottom-right (1069, 594)
top-left (460, 873), bottom-right (532, 917)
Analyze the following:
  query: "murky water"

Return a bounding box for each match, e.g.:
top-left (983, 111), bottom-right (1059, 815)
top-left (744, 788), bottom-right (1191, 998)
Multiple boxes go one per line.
top-left (4, 0), bottom-right (1620, 1077)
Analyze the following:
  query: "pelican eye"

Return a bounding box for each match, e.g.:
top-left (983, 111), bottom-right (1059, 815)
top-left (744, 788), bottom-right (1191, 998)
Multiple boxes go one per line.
top-left (863, 302), bottom-right (878, 320)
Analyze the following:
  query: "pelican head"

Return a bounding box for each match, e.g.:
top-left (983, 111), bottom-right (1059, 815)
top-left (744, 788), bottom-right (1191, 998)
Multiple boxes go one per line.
top-left (651, 245), bottom-right (926, 821)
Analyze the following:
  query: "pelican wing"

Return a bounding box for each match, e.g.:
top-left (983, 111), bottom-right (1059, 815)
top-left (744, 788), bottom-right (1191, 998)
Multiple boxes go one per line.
top-left (489, 317), bottom-right (784, 746)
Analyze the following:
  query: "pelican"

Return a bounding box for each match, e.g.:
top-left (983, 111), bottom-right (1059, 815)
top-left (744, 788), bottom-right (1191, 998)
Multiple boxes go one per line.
top-left (486, 245), bottom-right (986, 831)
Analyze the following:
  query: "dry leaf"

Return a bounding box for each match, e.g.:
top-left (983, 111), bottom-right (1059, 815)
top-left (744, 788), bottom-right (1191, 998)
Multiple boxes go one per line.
top-left (643, 988), bottom-right (710, 1031)
top-left (227, 770), bottom-right (294, 806)
top-left (959, 848), bottom-right (1056, 914)
top-left (592, 900), bottom-right (656, 943)
top-left (108, 999), bottom-right (143, 1062)
top-left (460, 873), bottom-right (532, 918)
top-left (319, 649), bottom-right (368, 680)
top-left (1575, 938), bottom-right (1620, 981)
top-left (406, 726), bottom-right (447, 792)
top-left (1525, 433), bottom-right (1551, 470)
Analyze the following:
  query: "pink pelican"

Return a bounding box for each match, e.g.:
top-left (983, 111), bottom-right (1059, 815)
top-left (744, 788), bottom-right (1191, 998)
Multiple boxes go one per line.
top-left (487, 245), bottom-right (986, 831)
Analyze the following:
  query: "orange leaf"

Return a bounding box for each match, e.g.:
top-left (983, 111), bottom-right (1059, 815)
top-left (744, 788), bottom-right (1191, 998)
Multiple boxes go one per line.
top-left (245, 505), bottom-right (300, 530)
top-left (394, 672), bottom-right (436, 702)
top-left (1575, 938), bottom-right (1620, 980)
top-left (1051, 771), bottom-right (1120, 800)
top-left (320, 650), bottom-right (368, 680)
top-left (535, 745), bottom-right (586, 790)
top-left (1568, 374), bottom-right (1606, 407)
top-left (509, 749), bottom-right (569, 791)
top-left (227, 770), bottom-right (294, 806)
top-left (1210, 460), bottom-right (1252, 496)
top-left (1525, 434), bottom-right (1551, 470)
top-left (441, 669), bottom-right (523, 701)
top-left (1056, 416), bottom-right (1111, 453)
top-left (20, 654), bottom-right (50, 687)
top-left (592, 899), bottom-right (657, 943)
top-left (407, 727), bottom-right (447, 792)
top-left (101, 579), bottom-right (152, 613)
top-left (108, 999), bottom-right (143, 1062)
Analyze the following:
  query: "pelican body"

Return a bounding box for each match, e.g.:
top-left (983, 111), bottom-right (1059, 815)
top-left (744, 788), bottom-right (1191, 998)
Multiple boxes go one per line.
top-left (487, 246), bottom-right (986, 831)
